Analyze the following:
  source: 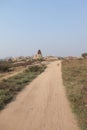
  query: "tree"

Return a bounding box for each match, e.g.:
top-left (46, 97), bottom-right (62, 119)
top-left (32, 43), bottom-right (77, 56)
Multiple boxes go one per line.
top-left (0, 61), bottom-right (10, 72)
top-left (81, 53), bottom-right (87, 58)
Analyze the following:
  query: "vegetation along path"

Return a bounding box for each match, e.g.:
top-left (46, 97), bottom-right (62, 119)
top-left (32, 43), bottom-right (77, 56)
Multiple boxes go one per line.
top-left (0, 61), bottom-right (80, 130)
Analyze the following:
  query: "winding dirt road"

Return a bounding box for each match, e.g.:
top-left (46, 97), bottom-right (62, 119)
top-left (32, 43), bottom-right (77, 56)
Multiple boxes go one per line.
top-left (0, 61), bottom-right (79, 130)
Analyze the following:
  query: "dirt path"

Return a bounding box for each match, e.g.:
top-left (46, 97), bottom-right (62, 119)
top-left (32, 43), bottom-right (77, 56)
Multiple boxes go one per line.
top-left (0, 61), bottom-right (79, 130)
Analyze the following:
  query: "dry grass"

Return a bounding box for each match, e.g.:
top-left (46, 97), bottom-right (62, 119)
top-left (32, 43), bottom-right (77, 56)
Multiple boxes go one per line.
top-left (62, 58), bottom-right (87, 130)
top-left (0, 65), bottom-right (46, 110)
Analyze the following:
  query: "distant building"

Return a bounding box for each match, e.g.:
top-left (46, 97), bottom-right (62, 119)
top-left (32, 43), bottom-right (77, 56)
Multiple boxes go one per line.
top-left (33, 50), bottom-right (43, 59)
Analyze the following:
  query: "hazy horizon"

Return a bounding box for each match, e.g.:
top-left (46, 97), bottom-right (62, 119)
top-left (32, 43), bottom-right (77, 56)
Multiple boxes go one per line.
top-left (0, 0), bottom-right (87, 58)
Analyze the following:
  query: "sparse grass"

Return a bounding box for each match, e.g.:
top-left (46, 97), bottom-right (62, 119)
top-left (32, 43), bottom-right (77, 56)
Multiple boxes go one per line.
top-left (0, 65), bottom-right (46, 110)
top-left (0, 74), bottom-right (5, 78)
top-left (62, 59), bottom-right (87, 130)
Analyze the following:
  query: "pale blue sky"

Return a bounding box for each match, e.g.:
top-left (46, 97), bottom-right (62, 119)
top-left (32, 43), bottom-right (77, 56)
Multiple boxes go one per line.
top-left (0, 0), bottom-right (87, 58)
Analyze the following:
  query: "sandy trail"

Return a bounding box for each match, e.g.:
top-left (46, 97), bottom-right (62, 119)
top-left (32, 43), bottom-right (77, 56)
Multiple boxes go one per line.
top-left (0, 61), bottom-right (79, 130)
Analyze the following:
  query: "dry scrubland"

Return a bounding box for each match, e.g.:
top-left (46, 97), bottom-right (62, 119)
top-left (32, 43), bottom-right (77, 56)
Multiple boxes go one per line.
top-left (0, 64), bottom-right (46, 110)
top-left (0, 61), bottom-right (80, 130)
top-left (62, 59), bottom-right (87, 130)
top-left (0, 59), bottom-right (46, 82)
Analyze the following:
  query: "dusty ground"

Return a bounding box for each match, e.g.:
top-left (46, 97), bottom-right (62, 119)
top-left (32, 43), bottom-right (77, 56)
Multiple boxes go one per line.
top-left (0, 61), bottom-right (79, 130)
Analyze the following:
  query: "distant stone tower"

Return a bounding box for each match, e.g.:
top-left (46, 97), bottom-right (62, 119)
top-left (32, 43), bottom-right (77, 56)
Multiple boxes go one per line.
top-left (37, 49), bottom-right (42, 59)
top-left (38, 50), bottom-right (42, 55)
top-left (33, 50), bottom-right (43, 59)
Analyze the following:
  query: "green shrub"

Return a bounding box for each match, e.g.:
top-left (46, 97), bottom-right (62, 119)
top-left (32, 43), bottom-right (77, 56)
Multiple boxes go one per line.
top-left (0, 64), bottom-right (46, 110)
top-left (0, 61), bottom-right (11, 72)
top-left (0, 90), bottom-right (13, 109)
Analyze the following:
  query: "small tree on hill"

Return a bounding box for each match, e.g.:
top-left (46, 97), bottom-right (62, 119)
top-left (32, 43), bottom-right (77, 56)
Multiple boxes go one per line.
top-left (81, 53), bottom-right (87, 58)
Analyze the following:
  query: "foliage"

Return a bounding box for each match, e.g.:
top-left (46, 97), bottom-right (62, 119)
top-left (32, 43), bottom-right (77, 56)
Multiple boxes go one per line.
top-left (0, 64), bottom-right (46, 110)
top-left (0, 61), bottom-right (11, 72)
top-left (82, 53), bottom-right (87, 58)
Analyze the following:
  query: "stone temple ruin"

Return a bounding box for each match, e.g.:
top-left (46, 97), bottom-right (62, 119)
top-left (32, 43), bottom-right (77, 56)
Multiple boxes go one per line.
top-left (33, 50), bottom-right (43, 59)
